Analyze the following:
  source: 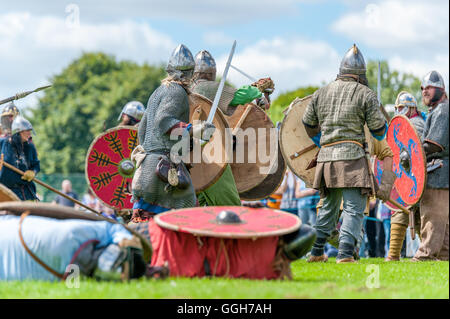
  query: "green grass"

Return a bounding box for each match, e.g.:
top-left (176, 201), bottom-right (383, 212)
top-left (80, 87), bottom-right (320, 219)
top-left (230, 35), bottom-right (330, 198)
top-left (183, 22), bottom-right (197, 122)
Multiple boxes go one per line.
top-left (1, 258), bottom-right (448, 299)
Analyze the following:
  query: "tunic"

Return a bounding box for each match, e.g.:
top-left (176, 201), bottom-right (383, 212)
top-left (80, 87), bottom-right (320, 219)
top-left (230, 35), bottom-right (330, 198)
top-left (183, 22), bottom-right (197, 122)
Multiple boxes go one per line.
top-left (302, 78), bottom-right (386, 191)
top-left (0, 137), bottom-right (40, 200)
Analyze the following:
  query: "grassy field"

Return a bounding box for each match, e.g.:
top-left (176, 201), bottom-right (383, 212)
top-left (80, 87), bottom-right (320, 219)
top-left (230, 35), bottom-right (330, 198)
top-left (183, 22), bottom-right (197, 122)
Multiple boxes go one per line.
top-left (1, 258), bottom-right (448, 299)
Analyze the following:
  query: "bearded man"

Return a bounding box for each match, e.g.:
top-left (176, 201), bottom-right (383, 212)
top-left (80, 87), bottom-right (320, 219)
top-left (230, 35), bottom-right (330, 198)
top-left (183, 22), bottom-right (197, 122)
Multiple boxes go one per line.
top-left (412, 70), bottom-right (449, 261)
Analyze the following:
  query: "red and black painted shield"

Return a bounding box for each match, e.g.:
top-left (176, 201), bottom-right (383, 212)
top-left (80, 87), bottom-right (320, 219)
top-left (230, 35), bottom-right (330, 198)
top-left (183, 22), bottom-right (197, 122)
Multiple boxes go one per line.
top-left (154, 206), bottom-right (301, 239)
top-left (85, 126), bottom-right (138, 211)
top-left (373, 158), bottom-right (411, 212)
top-left (386, 115), bottom-right (426, 206)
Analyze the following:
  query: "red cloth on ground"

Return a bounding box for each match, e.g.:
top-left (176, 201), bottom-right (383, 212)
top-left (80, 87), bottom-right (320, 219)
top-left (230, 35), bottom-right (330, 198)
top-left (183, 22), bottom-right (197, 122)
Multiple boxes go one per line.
top-left (148, 218), bottom-right (280, 279)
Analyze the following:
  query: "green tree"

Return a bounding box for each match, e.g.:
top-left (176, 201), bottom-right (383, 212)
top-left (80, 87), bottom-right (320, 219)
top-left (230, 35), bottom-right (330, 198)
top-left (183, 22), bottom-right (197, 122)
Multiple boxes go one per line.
top-left (366, 60), bottom-right (424, 112)
top-left (31, 52), bottom-right (166, 174)
top-left (268, 60), bottom-right (424, 125)
top-left (268, 86), bottom-right (319, 124)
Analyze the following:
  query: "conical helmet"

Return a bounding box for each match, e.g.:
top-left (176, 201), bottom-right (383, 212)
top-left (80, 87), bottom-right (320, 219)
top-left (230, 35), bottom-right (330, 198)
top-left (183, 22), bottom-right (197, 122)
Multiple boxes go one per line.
top-left (118, 101), bottom-right (145, 121)
top-left (339, 44), bottom-right (366, 76)
top-left (194, 50), bottom-right (216, 78)
top-left (11, 115), bottom-right (35, 135)
top-left (395, 91), bottom-right (417, 108)
top-left (421, 70), bottom-right (445, 90)
top-left (166, 44), bottom-right (195, 73)
top-left (1, 102), bottom-right (21, 117)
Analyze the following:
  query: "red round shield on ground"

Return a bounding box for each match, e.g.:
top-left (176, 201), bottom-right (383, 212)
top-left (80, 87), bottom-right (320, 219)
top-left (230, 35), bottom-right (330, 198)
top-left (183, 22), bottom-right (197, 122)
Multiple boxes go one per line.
top-left (373, 158), bottom-right (411, 212)
top-left (85, 126), bottom-right (138, 211)
top-left (154, 206), bottom-right (301, 239)
top-left (387, 115), bottom-right (426, 206)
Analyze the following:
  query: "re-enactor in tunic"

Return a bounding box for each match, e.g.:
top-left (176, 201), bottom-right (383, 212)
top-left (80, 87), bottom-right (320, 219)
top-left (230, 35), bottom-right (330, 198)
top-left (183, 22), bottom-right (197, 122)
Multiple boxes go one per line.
top-left (412, 70), bottom-right (449, 261)
top-left (302, 44), bottom-right (388, 263)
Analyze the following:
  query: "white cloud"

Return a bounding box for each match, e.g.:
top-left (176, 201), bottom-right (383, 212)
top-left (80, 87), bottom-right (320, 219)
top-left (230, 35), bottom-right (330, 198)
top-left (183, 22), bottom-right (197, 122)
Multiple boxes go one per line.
top-left (332, 0), bottom-right (448, 49)
top-left (332, 0), bottom-right (449, 89)
top-left (203, 31), bottom-right (234, 47)
top-left (0, 12), bottom-right (175, 109)
top-left (215, 37), bottom-right (341, 96)
top-left (0, 0), bottom-right (300, 26)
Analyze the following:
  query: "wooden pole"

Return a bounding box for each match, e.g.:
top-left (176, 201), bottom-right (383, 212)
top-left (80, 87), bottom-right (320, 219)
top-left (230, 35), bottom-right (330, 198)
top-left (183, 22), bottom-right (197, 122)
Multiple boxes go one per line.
top-left (0, 158), bottom-right (101, 216)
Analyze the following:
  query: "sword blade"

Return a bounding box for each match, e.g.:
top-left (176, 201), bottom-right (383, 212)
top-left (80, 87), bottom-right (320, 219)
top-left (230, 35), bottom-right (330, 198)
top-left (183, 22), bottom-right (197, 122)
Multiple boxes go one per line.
top-left (230, 64), bottom-right (257, 82)
top-left (207, 40), bottom-right (236, 124)
top-left (377, 61), bottom-right (382, 103)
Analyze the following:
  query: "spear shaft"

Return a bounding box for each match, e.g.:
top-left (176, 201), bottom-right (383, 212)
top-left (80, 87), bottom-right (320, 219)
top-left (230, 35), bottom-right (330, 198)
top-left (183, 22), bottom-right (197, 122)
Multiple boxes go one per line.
top-left (0, 85), bottom-right (52, 106)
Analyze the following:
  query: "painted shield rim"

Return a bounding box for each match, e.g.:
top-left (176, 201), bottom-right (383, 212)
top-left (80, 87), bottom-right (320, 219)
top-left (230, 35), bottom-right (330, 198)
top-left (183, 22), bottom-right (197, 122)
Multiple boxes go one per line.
top-left (388, 115), bottom-right (427, 206)
top-left (154, 206), bottom-right (301, 239)
top-left (85, 125), bottom-right (137, 211)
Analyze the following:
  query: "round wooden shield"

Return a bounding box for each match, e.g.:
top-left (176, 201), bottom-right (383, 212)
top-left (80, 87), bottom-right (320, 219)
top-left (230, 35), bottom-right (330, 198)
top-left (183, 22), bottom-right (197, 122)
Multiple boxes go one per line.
top-left (279, 96), bottom-right (318, 187)
top-left (0, 183), bottom-right (20, 202)
top-left (387, 115), bottom-right (426, 206)
top-left (188, 93), bottom-right (230, 192)
top-left (373, 158), bottom-right (411, 212)
top-left (154, 206), bottom-right (301, 239)
top-left (85, 126), bottom-right (138, 211)
top-left (225, 103), bottom-right (276, 193)
top-left (238, 145), bottom-right (286, 201)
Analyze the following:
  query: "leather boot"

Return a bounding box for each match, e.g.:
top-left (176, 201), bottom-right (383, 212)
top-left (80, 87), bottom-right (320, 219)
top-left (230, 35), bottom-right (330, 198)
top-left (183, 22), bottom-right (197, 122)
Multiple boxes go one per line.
top-left (307, 254), bottom-right (328, 263)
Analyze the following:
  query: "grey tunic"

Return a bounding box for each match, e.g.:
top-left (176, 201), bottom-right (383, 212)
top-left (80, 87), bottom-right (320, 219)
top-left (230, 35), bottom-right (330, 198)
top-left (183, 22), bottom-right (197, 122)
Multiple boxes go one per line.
top-left (421, 99), bottom-right (449, 189)
top-left (131, 82), bottom-right (196, 209)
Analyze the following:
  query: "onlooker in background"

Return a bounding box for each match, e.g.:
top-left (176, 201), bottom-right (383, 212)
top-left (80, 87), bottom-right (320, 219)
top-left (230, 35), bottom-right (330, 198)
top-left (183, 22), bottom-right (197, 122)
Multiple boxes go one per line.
top-left (365, 199), bottom-right (383, 257)
top-left (295, 178), bottom-right (319, 226)
top-left (377, 202), bottom-right (391, 258)
top-left (82, 188), bottom-right (98, 210)
top-left (279, 169), bottom-right (298, 215)
top-left (53, 180), bottom-right (79, 208)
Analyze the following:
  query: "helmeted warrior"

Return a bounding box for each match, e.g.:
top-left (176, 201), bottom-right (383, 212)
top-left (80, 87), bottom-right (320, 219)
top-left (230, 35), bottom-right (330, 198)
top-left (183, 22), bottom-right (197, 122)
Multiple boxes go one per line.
top-left (386, 91), bottom-right (426, 261)
top-left (190, 50), bottom-right (274, 206)
top-left (0, 102), bottom-right (21, 138)
top-left (412, 70), bottom-right (449, 261)
top-left (302, 44), bottom-right (390, 263)
top-left (191, 50), bottom-right (273, 116)
top-left (118, 101), bottom-right (145, 126)
top-left (0, 116), bottom-right (40, 200)
top-left (130, 44), bottom-right (214, 223)
top-left (394, 91), bottom-right (426, 136)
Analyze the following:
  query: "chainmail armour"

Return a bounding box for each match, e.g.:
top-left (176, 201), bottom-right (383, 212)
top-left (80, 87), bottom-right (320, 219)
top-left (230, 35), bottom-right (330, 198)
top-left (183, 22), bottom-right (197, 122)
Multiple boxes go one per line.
top-left (132, 82), bottom-right (196, 209)
top-left (409, 115), bottom-right (426, 138)
top-left (422, 99), bottom-right (449, 189)
top-left (190, 79), bottom-right (237, 115)
top-left (303, 78), bottom-right (386, 162)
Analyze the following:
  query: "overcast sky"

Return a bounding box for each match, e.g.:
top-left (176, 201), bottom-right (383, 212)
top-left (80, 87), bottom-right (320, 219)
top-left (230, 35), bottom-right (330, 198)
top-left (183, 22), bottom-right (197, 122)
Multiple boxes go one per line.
top-left (0, 0), bottom-right (448, 109)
